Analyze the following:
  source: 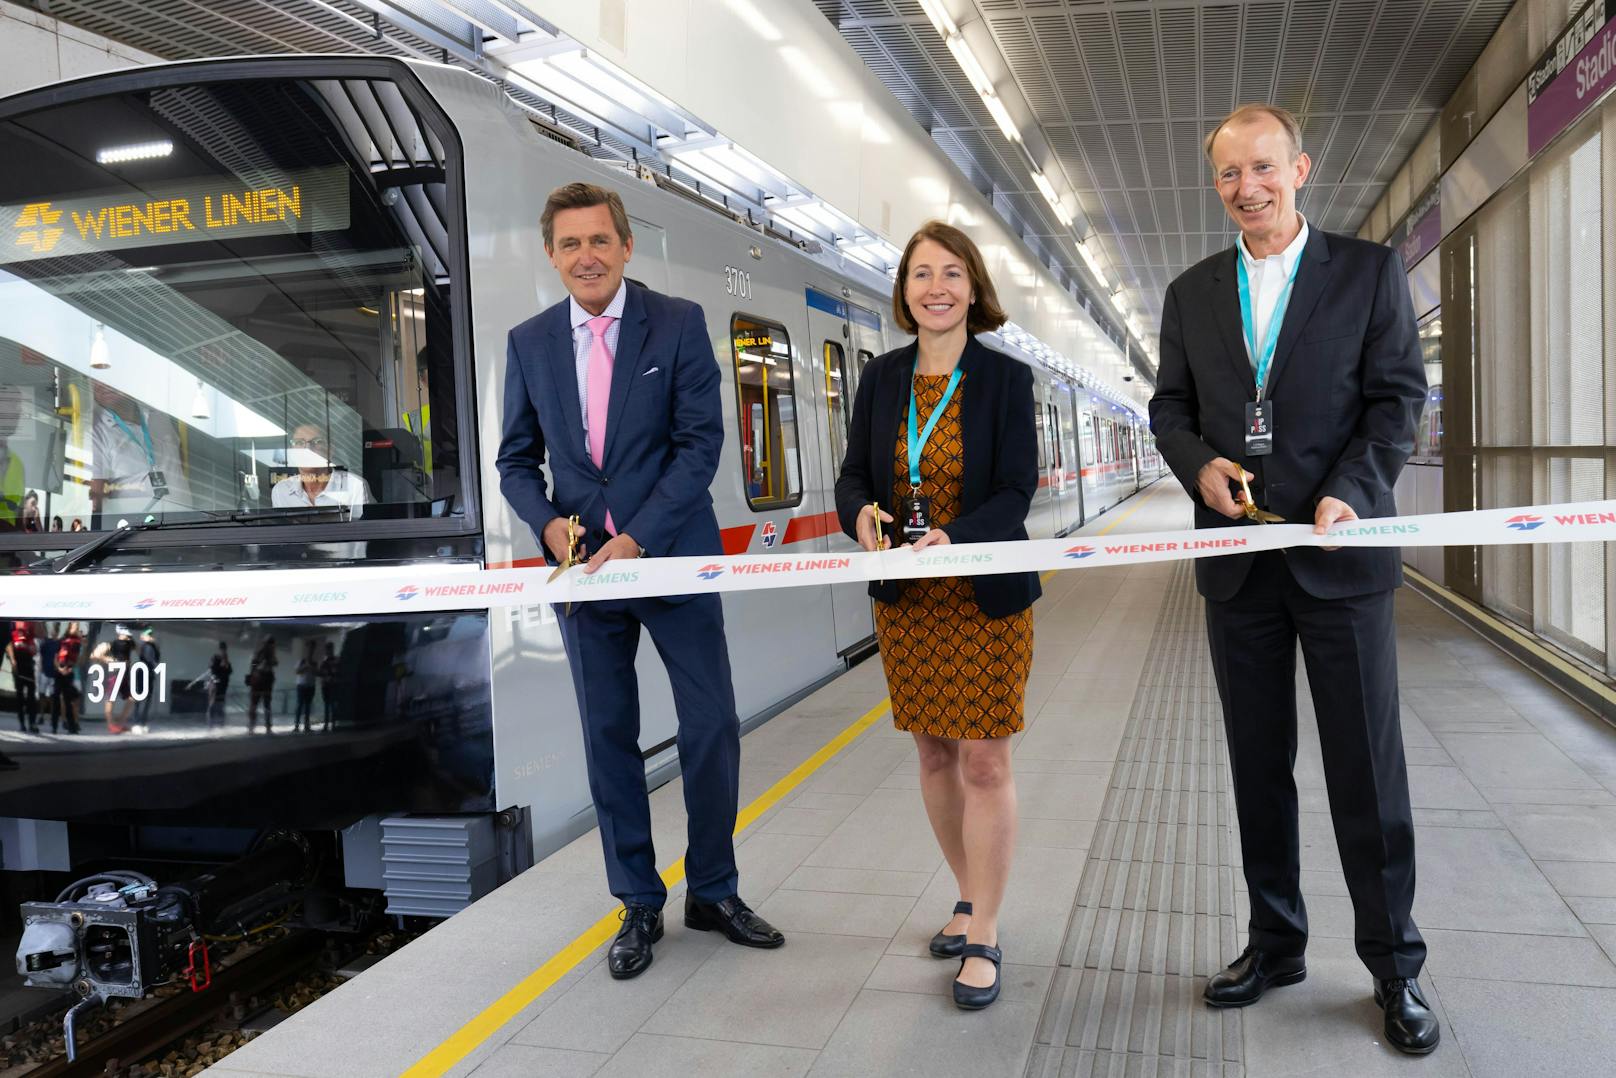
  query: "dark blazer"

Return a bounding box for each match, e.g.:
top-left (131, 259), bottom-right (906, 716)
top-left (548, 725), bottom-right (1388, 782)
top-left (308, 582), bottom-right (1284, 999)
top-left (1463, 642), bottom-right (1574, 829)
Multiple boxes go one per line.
top-left (835, 337), bottom-right (1041, 619)
top-left (1149, 227), bottom-right (1427, 602)
top-left (496, 282), bottom-right (725, 572)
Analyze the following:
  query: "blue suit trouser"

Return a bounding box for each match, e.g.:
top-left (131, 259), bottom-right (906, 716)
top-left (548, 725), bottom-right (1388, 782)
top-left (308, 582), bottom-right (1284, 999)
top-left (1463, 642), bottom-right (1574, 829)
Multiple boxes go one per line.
top-left (556, 592), bottom-right (741, 908)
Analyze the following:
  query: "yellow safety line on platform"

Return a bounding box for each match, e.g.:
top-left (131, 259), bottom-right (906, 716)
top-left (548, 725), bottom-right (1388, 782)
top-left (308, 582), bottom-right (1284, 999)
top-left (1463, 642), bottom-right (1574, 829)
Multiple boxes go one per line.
top-left (1406, 565), bottom-right (1616, 706)
top-left (402, 696), bottom-right (891, 1078)
top-left (403, 481), bottom-right (1170, 1075)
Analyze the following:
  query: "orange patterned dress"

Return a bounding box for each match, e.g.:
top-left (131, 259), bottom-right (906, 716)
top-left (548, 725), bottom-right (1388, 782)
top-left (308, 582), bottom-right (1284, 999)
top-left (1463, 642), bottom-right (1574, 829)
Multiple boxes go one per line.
top-left (874, 373), bottom-right (1034, 739)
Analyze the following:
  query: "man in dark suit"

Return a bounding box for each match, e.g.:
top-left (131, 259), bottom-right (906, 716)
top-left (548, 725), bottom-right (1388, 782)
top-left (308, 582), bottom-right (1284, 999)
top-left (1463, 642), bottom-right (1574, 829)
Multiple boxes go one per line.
top-left (497, 182), bottom-right (783, 980)
top-left (1149, 105), bottom-right (1436, 1054)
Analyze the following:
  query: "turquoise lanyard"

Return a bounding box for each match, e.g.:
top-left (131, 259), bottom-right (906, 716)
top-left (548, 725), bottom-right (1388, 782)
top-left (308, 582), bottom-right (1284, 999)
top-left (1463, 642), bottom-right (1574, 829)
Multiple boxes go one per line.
top-left (908, 365), bottom-right (964, 490)
top-left (1236, 251), bottom-right (1302, 401)
top-left (109, 408), bottom-right (156, 469)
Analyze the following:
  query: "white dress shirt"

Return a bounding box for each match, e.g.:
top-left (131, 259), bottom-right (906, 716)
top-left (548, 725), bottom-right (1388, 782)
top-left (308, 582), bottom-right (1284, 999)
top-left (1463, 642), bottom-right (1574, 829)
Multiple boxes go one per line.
top-left (568, 280), bottom-right (627, 453)
top-left (1235, 214), bottom-right (1310, 375)
top-left (90, 404), bottom-right (193, 519)
top-left (270, 468), bottom-right (373, 519)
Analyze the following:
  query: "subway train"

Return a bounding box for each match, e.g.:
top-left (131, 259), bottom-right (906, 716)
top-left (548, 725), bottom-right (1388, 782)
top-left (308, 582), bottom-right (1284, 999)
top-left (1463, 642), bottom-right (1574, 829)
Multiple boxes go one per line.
top-left (0, 55), bottom-right (1165, 912)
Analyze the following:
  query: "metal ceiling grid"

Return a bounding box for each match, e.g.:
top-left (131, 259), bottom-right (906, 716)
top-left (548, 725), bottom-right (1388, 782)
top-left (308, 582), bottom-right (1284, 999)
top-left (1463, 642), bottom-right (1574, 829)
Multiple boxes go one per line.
top-left (816, 0), bottom-right (1515, 349)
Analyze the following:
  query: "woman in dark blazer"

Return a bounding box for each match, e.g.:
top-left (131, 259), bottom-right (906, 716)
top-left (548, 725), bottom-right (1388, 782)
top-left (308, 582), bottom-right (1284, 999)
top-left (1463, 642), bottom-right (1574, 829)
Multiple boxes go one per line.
top-left (835, 220), bottom-right (1039, 1010)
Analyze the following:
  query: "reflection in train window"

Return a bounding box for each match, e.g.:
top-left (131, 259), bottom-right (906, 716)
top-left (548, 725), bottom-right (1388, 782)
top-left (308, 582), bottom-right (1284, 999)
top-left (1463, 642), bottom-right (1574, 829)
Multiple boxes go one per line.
top-left (823, 340), bottom-right (850, 472)
top-left (732, 314), bottom-right (801, 510)
top-left (0, 76), bottom-right (461, 536)
top-left (1033, 400), bottom-right (1047, 471)
top-left (856, 349), bottom-right (874, 378)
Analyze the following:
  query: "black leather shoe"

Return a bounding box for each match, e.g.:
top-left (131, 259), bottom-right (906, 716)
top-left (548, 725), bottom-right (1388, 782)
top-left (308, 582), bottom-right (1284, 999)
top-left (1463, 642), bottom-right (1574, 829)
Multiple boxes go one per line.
top-left (607, 903), bottom-right (663, 980)
top-left (1375, 977), bottom-right (1441, 1054)
top-left (685, 894), bottom-right (785, 948)
top-left (929, 900), bottom-right (972, 958)
top-left (953, 943), bottom-right (1002, 1010)
top-left (1203, 946), bottom-right (1306, 1007)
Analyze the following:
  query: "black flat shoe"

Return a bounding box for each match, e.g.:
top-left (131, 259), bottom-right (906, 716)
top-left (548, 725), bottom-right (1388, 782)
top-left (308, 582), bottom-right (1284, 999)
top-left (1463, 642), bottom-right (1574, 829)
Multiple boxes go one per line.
top-left (608, 903), bottom-right (662, 980)
top-left (953, 943), bottom-right (1002, 1010)
top-left (929, 900), bottom-right (972, 958)
top-left (685, 894), bottom-right (785, 948)
top-left (1203, 945), bottom-right (1306, 1008)
top-left (1375, 977), bottom-right (1441, 1055)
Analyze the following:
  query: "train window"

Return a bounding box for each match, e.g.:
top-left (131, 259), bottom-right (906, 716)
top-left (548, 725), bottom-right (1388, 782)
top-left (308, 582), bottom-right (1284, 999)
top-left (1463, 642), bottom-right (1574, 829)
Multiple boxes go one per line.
top-left (732, 314), bottom-right (801, 509)
top-left (856, 348), bottom-right (874, 377)
top-left (0, 76), bottom-right (463, 540)
top-left (823, 340), bottom-right (850, 471)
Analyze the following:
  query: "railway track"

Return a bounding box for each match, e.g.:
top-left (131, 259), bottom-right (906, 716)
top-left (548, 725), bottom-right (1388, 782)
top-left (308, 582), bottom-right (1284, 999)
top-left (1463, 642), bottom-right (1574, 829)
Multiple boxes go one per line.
top-left (9, 931), bottom-right (329, 1078)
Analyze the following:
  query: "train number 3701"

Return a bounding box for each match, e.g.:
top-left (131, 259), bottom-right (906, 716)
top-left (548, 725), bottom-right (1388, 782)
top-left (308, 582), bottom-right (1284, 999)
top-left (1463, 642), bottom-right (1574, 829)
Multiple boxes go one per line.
top-left (723, 265), bottom-right (751, 299)
top-left (85, 662), bottom-right (169, 704)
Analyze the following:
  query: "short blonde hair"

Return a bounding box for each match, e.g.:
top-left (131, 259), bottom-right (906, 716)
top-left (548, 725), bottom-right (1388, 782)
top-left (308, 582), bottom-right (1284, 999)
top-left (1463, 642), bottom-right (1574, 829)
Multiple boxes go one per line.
top-left (1204, 104), bottom-right (1303, 166)
top-left (892, 221), bottom-right (1007, 336)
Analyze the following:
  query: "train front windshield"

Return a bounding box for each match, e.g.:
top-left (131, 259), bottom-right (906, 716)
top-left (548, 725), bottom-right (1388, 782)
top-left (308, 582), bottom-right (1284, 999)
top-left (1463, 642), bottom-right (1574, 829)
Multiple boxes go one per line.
top-left (0, 74), bottom-right (459, 535)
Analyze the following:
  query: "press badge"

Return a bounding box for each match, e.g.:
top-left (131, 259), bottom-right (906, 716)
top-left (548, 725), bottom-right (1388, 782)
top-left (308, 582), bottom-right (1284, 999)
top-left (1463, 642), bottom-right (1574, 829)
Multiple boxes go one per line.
top-left (902, 496), bottom-right (932, 543)
top-left (1244, 401), bottom-right (1273, 457)
top-left (148, 470), bottom-right (170, 499)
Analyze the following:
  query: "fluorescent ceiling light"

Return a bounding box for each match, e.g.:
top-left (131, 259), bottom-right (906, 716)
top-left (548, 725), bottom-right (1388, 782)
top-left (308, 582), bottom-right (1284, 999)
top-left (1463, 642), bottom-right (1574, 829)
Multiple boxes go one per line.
top-left (1076, 239), bottom-right (1108, 289)
top-left (97, 140), bottom-right (173, 164)
top-left (945, 34), bottom-right (995, 98)
top-left (981, 93), bottom-right (1021, 143)
top-left (917, 0), bottom-right (958, 36)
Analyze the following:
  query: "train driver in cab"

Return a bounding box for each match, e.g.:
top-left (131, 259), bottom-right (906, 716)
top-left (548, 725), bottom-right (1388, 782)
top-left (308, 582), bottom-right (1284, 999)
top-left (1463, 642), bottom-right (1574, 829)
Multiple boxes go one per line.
top-left (497, 181), bottom-right (784, 980)
top-left (270, 422), bottom-right (372, 519)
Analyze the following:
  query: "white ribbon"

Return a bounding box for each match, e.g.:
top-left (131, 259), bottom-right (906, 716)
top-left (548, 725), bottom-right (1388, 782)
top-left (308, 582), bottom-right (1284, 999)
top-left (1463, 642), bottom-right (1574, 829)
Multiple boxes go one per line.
top-left (3, 500), bottom-right (1614, 621)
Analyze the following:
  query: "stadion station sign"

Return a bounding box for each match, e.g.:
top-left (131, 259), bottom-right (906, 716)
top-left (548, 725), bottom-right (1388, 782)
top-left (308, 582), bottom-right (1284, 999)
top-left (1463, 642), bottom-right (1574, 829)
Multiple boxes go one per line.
top-left (1528, 0), bottom-right (1616, 156)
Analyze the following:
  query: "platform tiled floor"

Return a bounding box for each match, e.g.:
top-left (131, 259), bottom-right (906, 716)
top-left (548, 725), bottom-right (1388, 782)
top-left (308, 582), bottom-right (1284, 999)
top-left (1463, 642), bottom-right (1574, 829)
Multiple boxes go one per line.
top-left (210, 486), bottom-right (1616, 1078)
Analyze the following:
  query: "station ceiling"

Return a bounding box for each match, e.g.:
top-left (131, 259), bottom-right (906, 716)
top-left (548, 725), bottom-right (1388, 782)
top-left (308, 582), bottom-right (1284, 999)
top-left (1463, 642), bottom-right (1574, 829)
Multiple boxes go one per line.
top-left (814, 0), bottom-right (1515, 339)
top-left (23, 0), bottom-right (1515, 359)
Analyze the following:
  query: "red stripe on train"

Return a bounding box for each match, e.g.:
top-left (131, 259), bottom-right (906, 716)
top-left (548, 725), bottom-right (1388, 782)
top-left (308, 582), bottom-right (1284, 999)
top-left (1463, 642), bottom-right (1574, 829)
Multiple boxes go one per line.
top-left (783, 511), bottom-right (840, 544)
top-left (721, 524), bottom-right (756, 554)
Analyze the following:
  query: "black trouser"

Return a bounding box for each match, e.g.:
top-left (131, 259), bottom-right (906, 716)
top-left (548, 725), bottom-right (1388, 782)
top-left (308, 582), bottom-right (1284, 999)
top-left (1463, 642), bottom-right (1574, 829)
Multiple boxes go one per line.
top-left (1204, 551), bottom-right (1425, 980)
top-left (13, 662), bottom-right (37, 730)
top-left (294, 685), bottom-right (315, 730)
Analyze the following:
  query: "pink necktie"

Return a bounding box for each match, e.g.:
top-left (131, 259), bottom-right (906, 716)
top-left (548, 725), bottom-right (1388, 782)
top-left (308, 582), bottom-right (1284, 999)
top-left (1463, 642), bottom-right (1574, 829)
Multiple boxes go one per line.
top-left (586, 314), bottom-right (616, 534)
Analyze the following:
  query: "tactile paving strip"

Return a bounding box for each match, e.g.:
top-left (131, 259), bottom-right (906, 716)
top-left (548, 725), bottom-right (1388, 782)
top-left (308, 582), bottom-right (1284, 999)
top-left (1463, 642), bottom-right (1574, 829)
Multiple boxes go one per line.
top-left (1027, 564), bottom-right (1246, 1078)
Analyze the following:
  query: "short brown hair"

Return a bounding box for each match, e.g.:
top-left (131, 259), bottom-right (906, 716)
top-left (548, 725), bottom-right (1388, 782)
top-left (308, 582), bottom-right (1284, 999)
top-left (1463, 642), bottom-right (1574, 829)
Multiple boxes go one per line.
top-left (1203, 103), bottom-right (1303, 166)
top-left (892, 221), bottom-right (1007, 336)
top-left (540, 182), bottom-right (633, 249)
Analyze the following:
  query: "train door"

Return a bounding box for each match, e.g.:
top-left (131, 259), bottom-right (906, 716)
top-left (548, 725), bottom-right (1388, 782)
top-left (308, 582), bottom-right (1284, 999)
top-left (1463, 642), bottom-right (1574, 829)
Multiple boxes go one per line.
top-left (805, 287), bottom-right (874, 655)
top-left (1053, 384), bottom-right (1083, 531)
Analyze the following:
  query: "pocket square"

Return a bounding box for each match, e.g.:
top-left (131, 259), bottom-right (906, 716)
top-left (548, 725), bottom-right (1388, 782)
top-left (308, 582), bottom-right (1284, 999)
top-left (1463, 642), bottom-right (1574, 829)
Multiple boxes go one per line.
top-left (642, 367), bottom-right (660, 376)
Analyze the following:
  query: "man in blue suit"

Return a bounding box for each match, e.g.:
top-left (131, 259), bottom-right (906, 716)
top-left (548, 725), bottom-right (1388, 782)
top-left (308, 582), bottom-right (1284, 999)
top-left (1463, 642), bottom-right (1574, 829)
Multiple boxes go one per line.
top-left (497, 182), bottom-right (783, 979)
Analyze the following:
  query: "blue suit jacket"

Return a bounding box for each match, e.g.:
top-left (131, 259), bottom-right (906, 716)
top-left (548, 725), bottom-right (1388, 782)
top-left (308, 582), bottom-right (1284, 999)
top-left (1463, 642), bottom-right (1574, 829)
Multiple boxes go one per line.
top-left (497, 282), bottom-right (725, 570)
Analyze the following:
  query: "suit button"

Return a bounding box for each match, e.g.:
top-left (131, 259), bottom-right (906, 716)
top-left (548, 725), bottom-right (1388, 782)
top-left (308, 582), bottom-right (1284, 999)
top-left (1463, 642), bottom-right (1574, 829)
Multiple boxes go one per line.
top-left (600, 476), bottom-right (610, 486)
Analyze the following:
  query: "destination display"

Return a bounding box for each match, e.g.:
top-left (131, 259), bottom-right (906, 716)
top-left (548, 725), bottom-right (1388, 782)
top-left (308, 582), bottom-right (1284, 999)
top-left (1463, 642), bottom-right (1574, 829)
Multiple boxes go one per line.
top-left (3, 165), bottom-right (350, 263)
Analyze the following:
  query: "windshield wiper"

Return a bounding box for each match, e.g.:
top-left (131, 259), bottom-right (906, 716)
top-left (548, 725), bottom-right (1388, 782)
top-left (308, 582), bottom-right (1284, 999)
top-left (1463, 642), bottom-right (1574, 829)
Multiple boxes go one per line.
top-left (37, 505), bottom-right (352, 574)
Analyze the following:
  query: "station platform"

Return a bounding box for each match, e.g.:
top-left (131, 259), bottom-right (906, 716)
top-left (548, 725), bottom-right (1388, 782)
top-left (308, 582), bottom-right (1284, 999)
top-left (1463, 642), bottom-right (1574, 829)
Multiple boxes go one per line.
top-left (207, 485), bottom-right (1616, 1078)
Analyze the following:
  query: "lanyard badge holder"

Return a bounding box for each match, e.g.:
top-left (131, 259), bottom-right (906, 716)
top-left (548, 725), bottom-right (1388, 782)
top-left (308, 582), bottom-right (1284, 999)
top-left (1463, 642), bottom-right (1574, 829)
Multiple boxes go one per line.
top-left (111, 410), bottom-right (168, 501)
top-left (903, 366), bottom-right (963, 544)
top-left (1236, 254), bottom-right (1301, 460)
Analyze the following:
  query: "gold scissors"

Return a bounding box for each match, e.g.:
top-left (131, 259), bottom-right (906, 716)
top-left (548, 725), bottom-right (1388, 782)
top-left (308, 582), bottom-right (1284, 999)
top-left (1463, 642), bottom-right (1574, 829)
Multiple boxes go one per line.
top-left (547, 515), bottom-right (581, 614)
top-left (871, 502), bottom-right (885, 583)
top-left (1238, 473), bottom-right (1285, 524)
